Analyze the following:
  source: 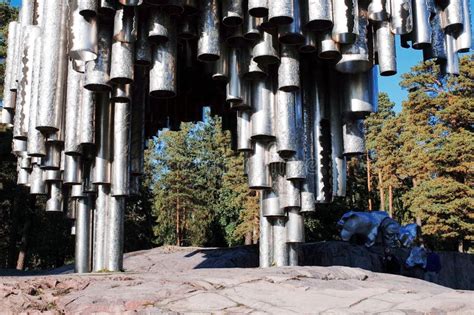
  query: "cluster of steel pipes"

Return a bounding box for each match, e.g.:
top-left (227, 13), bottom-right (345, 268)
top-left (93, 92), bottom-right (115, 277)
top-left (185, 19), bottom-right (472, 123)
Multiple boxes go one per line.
top-left (1, 0), bottom-right (470, 271)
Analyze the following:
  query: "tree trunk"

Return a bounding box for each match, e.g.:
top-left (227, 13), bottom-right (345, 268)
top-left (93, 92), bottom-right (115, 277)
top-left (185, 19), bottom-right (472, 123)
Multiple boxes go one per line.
top-left (176, 197), bottom-right (180, 246)
top-left (378, 170), bottom-right (385, 211)
top-left (388, 185), bottom-right (393, 218)
top-left (16, 218), bottom-right (31, 271)
top-left (244, 232), bottom-right (252, 245)
top-left (367, 151), bottom-right (373, 211)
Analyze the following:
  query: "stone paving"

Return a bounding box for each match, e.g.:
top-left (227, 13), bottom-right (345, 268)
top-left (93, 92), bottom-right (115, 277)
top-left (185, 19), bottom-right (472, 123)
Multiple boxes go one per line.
top-left (1, 246), bottom-right (473, 314)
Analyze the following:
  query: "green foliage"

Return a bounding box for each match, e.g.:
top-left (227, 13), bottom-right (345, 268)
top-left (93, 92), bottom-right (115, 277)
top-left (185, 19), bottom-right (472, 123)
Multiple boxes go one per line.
top-left (0, 2), bottom-right (18, 100)
top-left (148, 112), bottom-right (258, 247)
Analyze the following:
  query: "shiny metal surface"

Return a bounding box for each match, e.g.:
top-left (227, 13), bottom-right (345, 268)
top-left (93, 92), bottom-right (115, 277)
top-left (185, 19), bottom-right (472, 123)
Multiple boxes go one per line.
top-left (150, 23), bottom-right (177, 98)
top-left (112, 102), bottom-right (131, 196)
top-left (197, 0), bottom-right (220, 61)
top-left (248, 140), bottom-right (271, 189)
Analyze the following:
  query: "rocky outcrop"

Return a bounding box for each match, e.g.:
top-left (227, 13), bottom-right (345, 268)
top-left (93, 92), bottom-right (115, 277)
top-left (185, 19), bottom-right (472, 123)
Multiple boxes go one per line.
top-left (1, 246), bottom-right (473, 313)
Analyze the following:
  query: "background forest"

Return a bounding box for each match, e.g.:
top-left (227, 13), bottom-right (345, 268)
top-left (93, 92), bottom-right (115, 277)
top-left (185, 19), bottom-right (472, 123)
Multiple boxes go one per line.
top-left (0, 2), bottom-right (472, 270)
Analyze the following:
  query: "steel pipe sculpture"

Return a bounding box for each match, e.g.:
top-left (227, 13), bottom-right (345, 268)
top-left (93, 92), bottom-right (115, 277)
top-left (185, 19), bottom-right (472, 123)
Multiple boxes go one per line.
top-left (2, 0), bottom-right (469, 272)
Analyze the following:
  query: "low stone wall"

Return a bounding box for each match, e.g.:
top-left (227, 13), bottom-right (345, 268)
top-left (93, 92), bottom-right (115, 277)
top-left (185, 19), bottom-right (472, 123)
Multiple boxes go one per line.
top-left (301, 241), bottom-right (474, 290)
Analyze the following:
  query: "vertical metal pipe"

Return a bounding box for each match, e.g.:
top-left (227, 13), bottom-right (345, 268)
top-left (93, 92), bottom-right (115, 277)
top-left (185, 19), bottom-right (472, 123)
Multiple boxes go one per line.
top-left (390, 0), bottom-right (413, 34)
top-left (412, 0), bottom-right (432, 49)
top-left (335, 7), bottom-right (372, 73)
top-left (288, 243), bottom-right (299, 266)
top-left (343, 68), bottom-right (378, 118)
top-left (302, 0), bottom-right (333, 31)
top-left (112, 102), bottom-right (131, 196)
top-left (343, 119), bottom-right (366, 156)
top-left (368, 0), bottom-right (389, 21)
top-left (94, 94), bottom-right (113, 184)
top-left (80, 89), bottom-right (96, 147)
top-left (226, 47), bottom-right (246, 104)
top-left (64, 62), bottom-right (84, 156)
top-left (13, 25), bottom-right (40, 140)
top-left (212, 44), bottom-right (229, 81)
top-left (75, 195), bottom-right (91, 273)
top-left (150, 23), bottom-right (177, 98)
top-left (30, 164), bottom-right (47, 195)
top-left (272, 217), bottom-right (288, 266)
top-left (110, 41), bottom-right (135, 84)
top-left (36, 0), bottom-right (68, 132)
top-left (46, 181), bottom-right (64, 212)
top-left (455, 0), bottom-right (471, 52)
top-left (332, 0), bottom-right (358, 44)
top-left (279, 0), bottom-right (304, 45)
top-left (113, 6), bottom-right (138, 43)
top-left (287, 208), bottom-right (304, 243)
top-left (148, 9), bottom-right (171, 44)
top-left (251, 77), bottom-right (274, 140)
top-left (252, 30), bottom-right (280, 65)
top-left (259, 194), bottom-right (273, 267)
top-left (135, 12), bottom-right (152, 65)
top-left (375, 21), bottom-right (397, 76)
top-left (69, 3), bottom-right (98, 62)
top-left (275, 90), bottom-right (297, 157)
top-left (237, 110), bottom-right (253, 152)
top-left (244, 14), bottom-right (262, 40)
top-left (78, 0), bottom-right (99, 17)
top-left (248, 140), bottom-right (271, 189)
top-left (248, 0), bottom-right (268, 17)
top-left (278, 45), bottom-right (300, 92)
top-left (106, 196), bottom-right (125, 271)
top-left (93, 185), bottom-right (109, 271)
top-left (27, 34), bottom-right (46, 157)
top-left (222, 0), bottom-right (244, 27)
top-left (269, 0), bottom-right (293, 25)
top-left (85, 21), bottom-right (113, 91)
top-left (197, 0), bottom-right (220, 62)
top-left (2, 22), bottom-right (19, 110)
top-left (130, 68), bottom-right (146, 176)
top-left (42, 142), bottom-right (62, 170)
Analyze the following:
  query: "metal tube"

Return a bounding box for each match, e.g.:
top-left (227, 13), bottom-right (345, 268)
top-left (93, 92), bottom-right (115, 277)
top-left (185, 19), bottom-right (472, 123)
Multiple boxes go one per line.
top-left (78, 0), bottom-right (99, 17)
top-left (150, 23), bottom-right (177, 98)
top-left (46, 182), bottom-right (64, 212)
top-left (93, 185), bottom-right (109, 271)
top-left (237, 110), bottom-right (252, 152)
top-left (302, 0), bottom-right (333, 31)
top-left (110, 41), bottom-right (135, 84)
top-left (85, 21), bottom-right (113, 91)
top-left (212, 44), bottom-right (229, 81)
top-left (222, 0), bottom-right (244, 27)
top-left (112, 84), bottom-right (132, 102)
top-left (94, 94), bottom-right (113, 184)
top-left (375, 21), bottom-right (397, 76)
top-left (343, 119), bottom-right (366, 156)
top-left (279, 0), bottom-right (304, 45)
top-left (99, 0), bottom-right (116, 16)
top-left (252, 30), bottom-right (280, 65)
top-left (286, 160), bottom-right (305, 181)
top-left (79, 89), bottom-right (96, 147)
top-left (455, 0), bottom-right (471, 52)
top-left (106, 196), bottom-right (125, 271)
top-left (69, 5), bottom-right (98, 62)
top-left (335, 7), bottom-right (372, 74)
top-left (75, 195), bottom-right (91, 273)
top-left (343, 68), bottom-right (378, 119)
top-left (197, 0), bottom-right (221, 62)
top-left (135, 12), bottom-right (152, 65)
top-left (1, 109), bottom-right (14, 129)
top-left (130, 69), bottom-right (146, 176)
top-left (26, 34), bottom-right (46, 157)
top-left (112, 102), bottom-right (131, 196)
top-left (412, 0), bottom-right (432, 49)
top-left (64, 155), bottom-right (82, 185)
top-left (251, 77), bottom-right (274, 140)
top-left (390, 0), bottom-right (413, 34)
top-left (423, 12), bottom-right (447, 62)
top-left (286, 208), bottom-right (304, 243)
top-left (288, 243), bottom-right (299, 266)
top-left (3, 22), bottom-right (19, 110)
top-left (243, 46), bottom-right (267, 80)
top-left (64, 63), bottom-right (84, 156)
top-left (30, 164), bottom-right (47, 195)
top-left (119, 0), bottom-right (143, 7)
top-left (332, 0), bottom-right (358, 44)
top-left (259, 195), bottom-right (273, 267)
top-left (441, 0), bottom-right (464, 34)
top-left (318, 31), bottom-right (341, 60)
top-left (368, 0), bottom-right (389, 21)
top-left (269, 0), bottom-right (293, 25)
top-left (244, 14), bottom-right (262, 41)
top-left (36, 1), bottom-right (68, 133)
top-left (148, 9), bottom-right (171, 44)
top-left (42, 142), bottom-right (62, 170)
top-left (272, 217), bottom-right (288, 266)
top-left (178, 15), bottom-right (198, 40)
top-left (248, 0), bottom-right (268, 17)
top-left (278, 45), bottom-right (300, 92)
top-left (248, 140), bottom-right (271, 189)
top-left (443, 33), bottom-right (459, 75)
top-left (299, 29), bottom-right (317, 54)
top-left (262, 188), bottom-right (284, 217)
top-left (13, 26), bottom-right (41, 140)
top-left (275, 90), bottom-right (297, 157)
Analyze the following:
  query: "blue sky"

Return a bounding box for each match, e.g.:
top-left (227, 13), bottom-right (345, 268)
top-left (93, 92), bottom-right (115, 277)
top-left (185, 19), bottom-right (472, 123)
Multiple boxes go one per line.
top-left (9, 0), bottom-right (472, 112)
